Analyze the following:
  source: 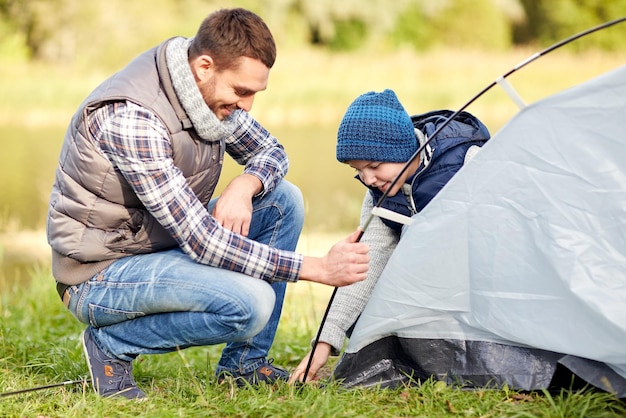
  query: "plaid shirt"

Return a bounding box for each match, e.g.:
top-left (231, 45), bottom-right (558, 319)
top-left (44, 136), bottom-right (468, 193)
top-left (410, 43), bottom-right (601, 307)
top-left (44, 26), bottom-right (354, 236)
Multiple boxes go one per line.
top-left (88, 101), bottom-right (302, 282)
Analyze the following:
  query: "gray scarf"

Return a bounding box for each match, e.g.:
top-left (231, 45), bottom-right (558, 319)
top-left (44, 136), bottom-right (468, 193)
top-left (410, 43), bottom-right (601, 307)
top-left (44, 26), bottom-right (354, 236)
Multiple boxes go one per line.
top-left (165, 36), bottom-right (238, 142)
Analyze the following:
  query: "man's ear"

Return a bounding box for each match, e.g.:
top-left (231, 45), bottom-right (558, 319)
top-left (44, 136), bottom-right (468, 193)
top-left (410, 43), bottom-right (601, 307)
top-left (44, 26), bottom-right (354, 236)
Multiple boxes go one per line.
top-left (190, 55), bottom-right (214, 81)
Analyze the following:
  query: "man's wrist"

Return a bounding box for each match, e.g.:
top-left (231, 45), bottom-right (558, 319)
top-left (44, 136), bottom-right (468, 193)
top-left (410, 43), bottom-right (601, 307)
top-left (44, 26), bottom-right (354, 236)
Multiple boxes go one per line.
top-left (231, 173), bottom-right (263, 197)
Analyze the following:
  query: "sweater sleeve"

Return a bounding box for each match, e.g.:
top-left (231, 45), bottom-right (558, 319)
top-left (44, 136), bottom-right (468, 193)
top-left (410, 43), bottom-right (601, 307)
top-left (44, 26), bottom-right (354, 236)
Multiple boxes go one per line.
top-left (316, 192), bottom-right (400, 355)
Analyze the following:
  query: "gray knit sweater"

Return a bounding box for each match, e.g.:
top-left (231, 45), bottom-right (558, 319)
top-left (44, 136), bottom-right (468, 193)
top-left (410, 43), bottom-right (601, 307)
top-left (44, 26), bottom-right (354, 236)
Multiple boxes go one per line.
top-left (318, 192), bottom-right (400, 355)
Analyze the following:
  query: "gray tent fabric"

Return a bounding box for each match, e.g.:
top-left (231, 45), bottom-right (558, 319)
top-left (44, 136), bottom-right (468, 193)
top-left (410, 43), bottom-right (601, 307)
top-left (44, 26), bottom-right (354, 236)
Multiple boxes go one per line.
top-left (333, 65), bottom-right (626, 397)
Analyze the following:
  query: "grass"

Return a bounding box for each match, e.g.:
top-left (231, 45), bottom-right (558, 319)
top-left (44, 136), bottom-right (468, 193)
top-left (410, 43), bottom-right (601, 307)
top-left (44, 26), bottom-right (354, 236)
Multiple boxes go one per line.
top-left (1, 267), bottom-right (625, 417)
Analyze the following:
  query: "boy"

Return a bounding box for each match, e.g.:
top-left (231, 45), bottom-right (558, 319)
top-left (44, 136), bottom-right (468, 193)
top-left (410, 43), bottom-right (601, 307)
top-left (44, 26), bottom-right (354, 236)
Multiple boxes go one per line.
top-left (290, 89), bottom-right (490, 382)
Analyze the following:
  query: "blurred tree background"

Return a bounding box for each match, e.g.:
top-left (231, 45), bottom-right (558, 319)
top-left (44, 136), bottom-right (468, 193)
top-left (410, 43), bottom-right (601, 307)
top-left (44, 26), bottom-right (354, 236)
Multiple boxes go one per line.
top-left (0, 0), bottom-right (624, 67)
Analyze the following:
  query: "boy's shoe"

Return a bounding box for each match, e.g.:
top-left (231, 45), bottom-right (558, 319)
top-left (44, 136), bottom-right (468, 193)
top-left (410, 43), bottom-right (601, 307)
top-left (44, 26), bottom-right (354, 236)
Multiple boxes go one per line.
top-left (82, 327), bottom-right (146, 400)
top-left (217, 359), bottom-right (290, 387)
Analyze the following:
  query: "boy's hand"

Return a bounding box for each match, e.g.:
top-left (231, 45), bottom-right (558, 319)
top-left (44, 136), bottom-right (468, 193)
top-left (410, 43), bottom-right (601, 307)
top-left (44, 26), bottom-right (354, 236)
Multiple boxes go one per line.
top-left (289, 343), bottom-right (332, 384)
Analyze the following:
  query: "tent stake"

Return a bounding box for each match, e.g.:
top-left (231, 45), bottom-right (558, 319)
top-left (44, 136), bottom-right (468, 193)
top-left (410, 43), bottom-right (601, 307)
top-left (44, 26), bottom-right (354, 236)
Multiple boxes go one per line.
top-left (0, 379), bottom-right (89, 398)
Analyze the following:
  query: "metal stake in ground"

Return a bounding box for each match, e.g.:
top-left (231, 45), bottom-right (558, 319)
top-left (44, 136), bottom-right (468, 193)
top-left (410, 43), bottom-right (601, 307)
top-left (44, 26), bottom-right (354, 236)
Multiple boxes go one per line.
top-left (0, 379), bottom-right (88, 398)
top-left (301, 15), bottom-right (626, 384)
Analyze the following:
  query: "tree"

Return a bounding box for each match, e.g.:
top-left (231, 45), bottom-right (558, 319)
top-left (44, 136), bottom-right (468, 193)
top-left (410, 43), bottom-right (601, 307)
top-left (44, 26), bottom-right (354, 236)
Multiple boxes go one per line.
top-left (391, 0), bottom-right (518, 51)
top-left (515, 0), bottom-right (626, 49)
top-left (1, 0), bottom-right (624, 64)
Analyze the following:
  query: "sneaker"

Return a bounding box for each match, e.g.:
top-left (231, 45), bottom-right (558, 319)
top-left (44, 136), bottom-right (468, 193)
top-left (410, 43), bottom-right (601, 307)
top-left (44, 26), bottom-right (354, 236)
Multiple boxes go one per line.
top-left (81, 327), bottom-right (146, 400)
top-left (217, 359), bottom-right (290, 387)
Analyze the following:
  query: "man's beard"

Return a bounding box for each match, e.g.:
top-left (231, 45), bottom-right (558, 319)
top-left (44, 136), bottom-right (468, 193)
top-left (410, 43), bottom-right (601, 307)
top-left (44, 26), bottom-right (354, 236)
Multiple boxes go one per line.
top-left (201, 76), bottom-right (237, 121)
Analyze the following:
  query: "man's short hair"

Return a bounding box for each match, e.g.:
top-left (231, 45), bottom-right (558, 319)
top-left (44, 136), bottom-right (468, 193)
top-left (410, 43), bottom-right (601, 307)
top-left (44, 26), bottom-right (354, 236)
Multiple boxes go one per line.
top-left (189, 8), bottom-right (276, 70)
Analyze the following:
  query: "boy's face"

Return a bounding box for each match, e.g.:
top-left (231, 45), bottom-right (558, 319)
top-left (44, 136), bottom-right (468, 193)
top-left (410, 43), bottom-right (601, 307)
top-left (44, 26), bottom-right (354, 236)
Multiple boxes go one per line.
top-left (348, 159), bottom-right (418, 197)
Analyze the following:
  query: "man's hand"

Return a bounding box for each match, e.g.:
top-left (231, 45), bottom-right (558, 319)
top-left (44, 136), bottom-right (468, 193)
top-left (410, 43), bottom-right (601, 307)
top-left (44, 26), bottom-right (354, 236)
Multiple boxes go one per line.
top-left (289, 342), bottom-right (332, 384)
top-left (300, 228), bottom-right (369, 287)
top-left (212, 174), bottom-right (262, 236)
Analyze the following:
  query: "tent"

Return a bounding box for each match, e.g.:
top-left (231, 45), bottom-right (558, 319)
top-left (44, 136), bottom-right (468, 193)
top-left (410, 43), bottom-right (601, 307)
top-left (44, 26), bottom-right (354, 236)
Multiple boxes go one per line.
top-left (332, 63), bottom-right (626, 397)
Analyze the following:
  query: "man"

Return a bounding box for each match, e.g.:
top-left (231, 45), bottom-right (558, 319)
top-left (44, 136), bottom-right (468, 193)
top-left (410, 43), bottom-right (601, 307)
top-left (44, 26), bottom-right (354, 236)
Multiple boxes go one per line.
top-left (47, 8), bottom-right (369, 399)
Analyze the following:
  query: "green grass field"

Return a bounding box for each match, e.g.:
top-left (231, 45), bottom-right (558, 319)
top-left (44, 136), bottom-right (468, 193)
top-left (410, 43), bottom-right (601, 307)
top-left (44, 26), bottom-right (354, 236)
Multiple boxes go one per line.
top-left (1, 269), bottom-right (625, 417)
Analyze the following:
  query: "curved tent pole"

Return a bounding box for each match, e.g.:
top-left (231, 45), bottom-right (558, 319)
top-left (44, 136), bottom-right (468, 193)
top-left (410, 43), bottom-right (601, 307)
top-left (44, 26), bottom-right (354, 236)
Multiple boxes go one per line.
top-left (302, 16), bottom-right (626, 383)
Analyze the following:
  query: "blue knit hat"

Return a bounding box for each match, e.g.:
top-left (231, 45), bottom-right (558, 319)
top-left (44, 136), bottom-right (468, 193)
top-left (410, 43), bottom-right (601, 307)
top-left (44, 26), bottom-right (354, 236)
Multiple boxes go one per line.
top-left (336, 89), bottom-right (416, 163)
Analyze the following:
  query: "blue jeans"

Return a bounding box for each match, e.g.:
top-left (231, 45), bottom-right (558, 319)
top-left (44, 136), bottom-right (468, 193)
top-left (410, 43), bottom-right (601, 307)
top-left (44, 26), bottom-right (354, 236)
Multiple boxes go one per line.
top-left (66, 180), bottom-right (304, 375)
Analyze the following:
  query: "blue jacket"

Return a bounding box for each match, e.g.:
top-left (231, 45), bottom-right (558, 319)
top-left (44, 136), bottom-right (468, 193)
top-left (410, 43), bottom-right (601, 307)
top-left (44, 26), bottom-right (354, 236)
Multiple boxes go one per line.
top-left (364, 110), bottom-right (490, 233)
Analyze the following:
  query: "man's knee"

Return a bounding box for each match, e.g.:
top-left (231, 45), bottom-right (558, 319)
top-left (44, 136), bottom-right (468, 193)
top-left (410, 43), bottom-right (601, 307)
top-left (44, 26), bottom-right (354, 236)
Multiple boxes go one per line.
top-left (240, 280), bottom-right (276, 339)
top-left (274, 180), bottom-right (304, 223)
